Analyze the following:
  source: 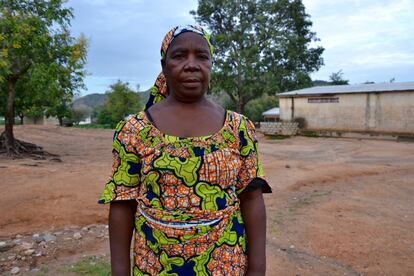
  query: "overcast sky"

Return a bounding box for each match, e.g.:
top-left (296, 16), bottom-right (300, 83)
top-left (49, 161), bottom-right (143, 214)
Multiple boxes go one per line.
top-left (67, 0), bottom-right (414, 96)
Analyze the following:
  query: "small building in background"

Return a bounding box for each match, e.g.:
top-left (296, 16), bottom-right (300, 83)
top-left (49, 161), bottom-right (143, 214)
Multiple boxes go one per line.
top-left (262, 107), bottom-right (280, 121)
top-left (278, 82), bottom-right (414, 136)
top-left (23, 116), bottom-right (59, 126)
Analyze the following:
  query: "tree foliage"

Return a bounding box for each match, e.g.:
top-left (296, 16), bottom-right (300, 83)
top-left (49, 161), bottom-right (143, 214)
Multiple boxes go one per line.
top-left (245, 94), bottom-right (279, 122)
top-left (191, 0), bottom-right (324, 113)
top-left (0, 0), bottom-right (87, 156)
top-left (329, 70), bottom-right (349, 85)
top-left (96, 80), bottom-right (142, 127)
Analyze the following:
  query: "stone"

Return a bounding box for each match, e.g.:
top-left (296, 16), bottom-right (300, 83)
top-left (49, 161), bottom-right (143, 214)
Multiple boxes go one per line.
top-left (0, 241), bottom-right (14, 252)
top-left (42, 233), bottom-right (56, 242)
top-left (11, 267), bottom-right (20, 274)
top-left (82, 226), bottom-right (89, 231)
top-left (32, 234), bottom-right (43, 243)
top-left (20, 242), bottom-right (34, 250)
top-left (24, 249), bottom-right (35, 256)
top-left (73, 232), bottom-right (82, 240)
top-left (12, 239), bottom-right (22, 245)
top-left (8, 254), bottom-right (16, 261)
top-left (34, 251), bottom-right (43, 257)
top-left (50, 157), bottom-right (62, 162)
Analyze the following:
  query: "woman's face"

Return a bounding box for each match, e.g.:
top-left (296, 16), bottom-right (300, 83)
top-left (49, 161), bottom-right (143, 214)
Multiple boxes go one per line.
top-left (162, 32), bottom-right (212, 102)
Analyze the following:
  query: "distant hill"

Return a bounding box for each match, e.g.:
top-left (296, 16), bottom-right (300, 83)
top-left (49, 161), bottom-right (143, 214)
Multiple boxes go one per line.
top-left (73, 93), bottom-right (108, 111)
top-left (73, 90), bottom-right (151, 113)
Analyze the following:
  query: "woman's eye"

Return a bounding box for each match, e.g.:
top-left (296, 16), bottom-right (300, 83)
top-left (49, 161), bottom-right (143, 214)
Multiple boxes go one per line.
top-left (198, 55), bottom-right (209, 60)
top-left (172, 53), bottom-right (184, 59)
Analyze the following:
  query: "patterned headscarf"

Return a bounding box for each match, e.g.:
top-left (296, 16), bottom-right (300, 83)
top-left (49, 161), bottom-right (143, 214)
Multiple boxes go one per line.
top-left (144, 25), bottom-right (214, 110)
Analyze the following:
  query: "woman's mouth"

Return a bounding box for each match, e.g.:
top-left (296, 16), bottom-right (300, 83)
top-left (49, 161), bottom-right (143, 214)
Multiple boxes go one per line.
top-left (181, 79), bottom-right (201, 88)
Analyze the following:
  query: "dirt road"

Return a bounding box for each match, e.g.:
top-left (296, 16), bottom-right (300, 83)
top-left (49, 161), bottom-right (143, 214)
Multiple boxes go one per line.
top-left (1, 125), bottom-right (413, 275)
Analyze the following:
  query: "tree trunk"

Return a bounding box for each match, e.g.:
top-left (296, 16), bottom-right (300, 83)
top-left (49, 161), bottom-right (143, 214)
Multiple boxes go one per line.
top-left (237, 99), bottom-right (246, 114)
top-left (4, 78), bottom-right (17, 155)
top-left (58, 116), bottom-right (63, 126)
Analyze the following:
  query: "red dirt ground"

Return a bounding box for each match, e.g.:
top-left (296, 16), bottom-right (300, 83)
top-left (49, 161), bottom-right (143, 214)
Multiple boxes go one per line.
top-left (1, 125), bottom-right (413, 275)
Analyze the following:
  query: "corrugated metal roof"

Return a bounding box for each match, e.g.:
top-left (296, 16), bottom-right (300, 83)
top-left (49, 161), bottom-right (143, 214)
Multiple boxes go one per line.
top-left (262, 107), bottom-right (280, 116)
top-left (278, 82), bottom-right (414, 97)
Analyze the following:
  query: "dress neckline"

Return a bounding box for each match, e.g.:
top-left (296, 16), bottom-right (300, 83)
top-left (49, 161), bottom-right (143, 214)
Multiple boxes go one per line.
top-left (141, 109), bottom-right (230, 140)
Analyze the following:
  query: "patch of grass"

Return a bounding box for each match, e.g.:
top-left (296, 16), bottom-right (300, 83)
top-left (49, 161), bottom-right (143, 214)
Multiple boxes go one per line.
top-left (302, 131), bottom-right (319, 137)
top-left (72, 124), bottom-right (113, 129)
top-left (64, 256), bottom-right (111, 276)
top-left (288, 190), bottom-right (332, 213)
top-left (0, 119), bottom-right (22, 125)
top-left (268, 134), bottom-right (290, 140)
top-left (36, 267), bottom-right (49, 276)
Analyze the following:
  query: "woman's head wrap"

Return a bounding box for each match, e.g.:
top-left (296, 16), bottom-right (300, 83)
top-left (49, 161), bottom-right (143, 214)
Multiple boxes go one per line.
top-left (144, 25), bottom-right (214, 110)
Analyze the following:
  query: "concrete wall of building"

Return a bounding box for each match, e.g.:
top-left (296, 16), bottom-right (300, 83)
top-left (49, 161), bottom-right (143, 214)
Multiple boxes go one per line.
top-left (260, 122), bottom-right (299, 136)
top-left (23, 116), bottom-right (44, 125)
top-left (43, 116), bottom-right (59, 126)
top-left (279, 91), bottom-right (414, 134)
top-left (24, 116), bottom-right (59, 126)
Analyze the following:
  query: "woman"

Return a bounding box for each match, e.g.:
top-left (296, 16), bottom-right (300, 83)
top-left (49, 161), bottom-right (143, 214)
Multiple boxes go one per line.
top-left (99, 25), bottom-right (272, 276)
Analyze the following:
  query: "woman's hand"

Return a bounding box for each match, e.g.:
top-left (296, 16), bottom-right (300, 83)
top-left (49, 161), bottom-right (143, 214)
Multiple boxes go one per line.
top-left (109, 200), bottom-right (137, 276)
top-left (239, 187), bottom-right (267, 276)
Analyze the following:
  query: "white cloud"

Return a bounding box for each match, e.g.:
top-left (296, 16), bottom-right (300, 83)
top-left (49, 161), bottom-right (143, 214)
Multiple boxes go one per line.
top-left (304, 0), bottom-right (414, 83)
top-left (71, 0), bottom-right (414, 94)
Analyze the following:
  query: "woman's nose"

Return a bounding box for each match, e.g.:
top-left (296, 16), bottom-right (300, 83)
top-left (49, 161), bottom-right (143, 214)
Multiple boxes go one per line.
top-left (183, 55), bottom-right (200, 71)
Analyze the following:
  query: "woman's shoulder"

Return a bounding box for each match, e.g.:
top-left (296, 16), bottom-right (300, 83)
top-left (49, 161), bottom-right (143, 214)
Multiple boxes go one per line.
top-left (113, 112), bottom-right (148, 136)
top-left (226, 110), bottom-right (255, 130)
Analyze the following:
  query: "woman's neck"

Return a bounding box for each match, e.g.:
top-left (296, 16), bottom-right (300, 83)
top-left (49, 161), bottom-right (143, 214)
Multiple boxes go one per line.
top-left (163, 94), bottom-right (212, 109)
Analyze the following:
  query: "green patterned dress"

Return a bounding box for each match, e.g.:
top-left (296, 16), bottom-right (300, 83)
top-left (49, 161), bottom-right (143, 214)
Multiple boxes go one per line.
top-left (99, 110), bottom-right (270, 275)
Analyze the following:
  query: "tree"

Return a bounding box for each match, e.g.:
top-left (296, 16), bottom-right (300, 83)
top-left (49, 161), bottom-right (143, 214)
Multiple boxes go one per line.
top-left (71, 106), bottom-right (90, 125)
top-left (97, 80), bottom-right (142, 127)
top-left (329, 70), bottom-right (349, 85)
top-left (191, 0), bottom-right (324, 113)
top-left (245, 94), bottom-right (279, 122)
top-left (0, 0), bottom-right (87, 156)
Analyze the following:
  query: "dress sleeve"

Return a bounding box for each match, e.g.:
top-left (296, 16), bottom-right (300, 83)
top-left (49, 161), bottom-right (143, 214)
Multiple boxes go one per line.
top-left (236, 117), bottom-right (272, 195)
top-left (98, 117), bottom-right (142, 204)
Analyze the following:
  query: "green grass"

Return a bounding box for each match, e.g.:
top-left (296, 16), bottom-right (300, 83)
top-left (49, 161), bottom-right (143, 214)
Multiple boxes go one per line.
top-left (64, 256), bottom-right (111, 276)
top-left (301, 131), bottom-right (319, 137)
top-left (288, 190), bottom-right (332, 213)
top-left (72, 124), bottom-right (113, 129)
top-left (36, 267), bottom-right (49, 276)
top-left (0, 119), bottom-right (22, 125)
top-left (268, 134), bottom-right (290, 140)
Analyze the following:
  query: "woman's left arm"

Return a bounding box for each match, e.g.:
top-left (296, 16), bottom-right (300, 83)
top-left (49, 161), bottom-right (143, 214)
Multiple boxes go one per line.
top-left (239, 188), bottom-right (267, 276)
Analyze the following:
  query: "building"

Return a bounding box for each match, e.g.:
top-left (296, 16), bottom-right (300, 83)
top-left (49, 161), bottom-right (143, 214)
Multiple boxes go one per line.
top-left (278, 82), bottom-right (414, 136)
top-left (23, 115), bottom-right (60, 126)
top-left (262, 107), bottom-right (280, 121)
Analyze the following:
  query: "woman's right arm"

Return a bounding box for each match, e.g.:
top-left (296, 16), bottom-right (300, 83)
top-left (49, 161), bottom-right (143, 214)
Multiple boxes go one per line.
top-left (109, 200), bottom-right (137, 276)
